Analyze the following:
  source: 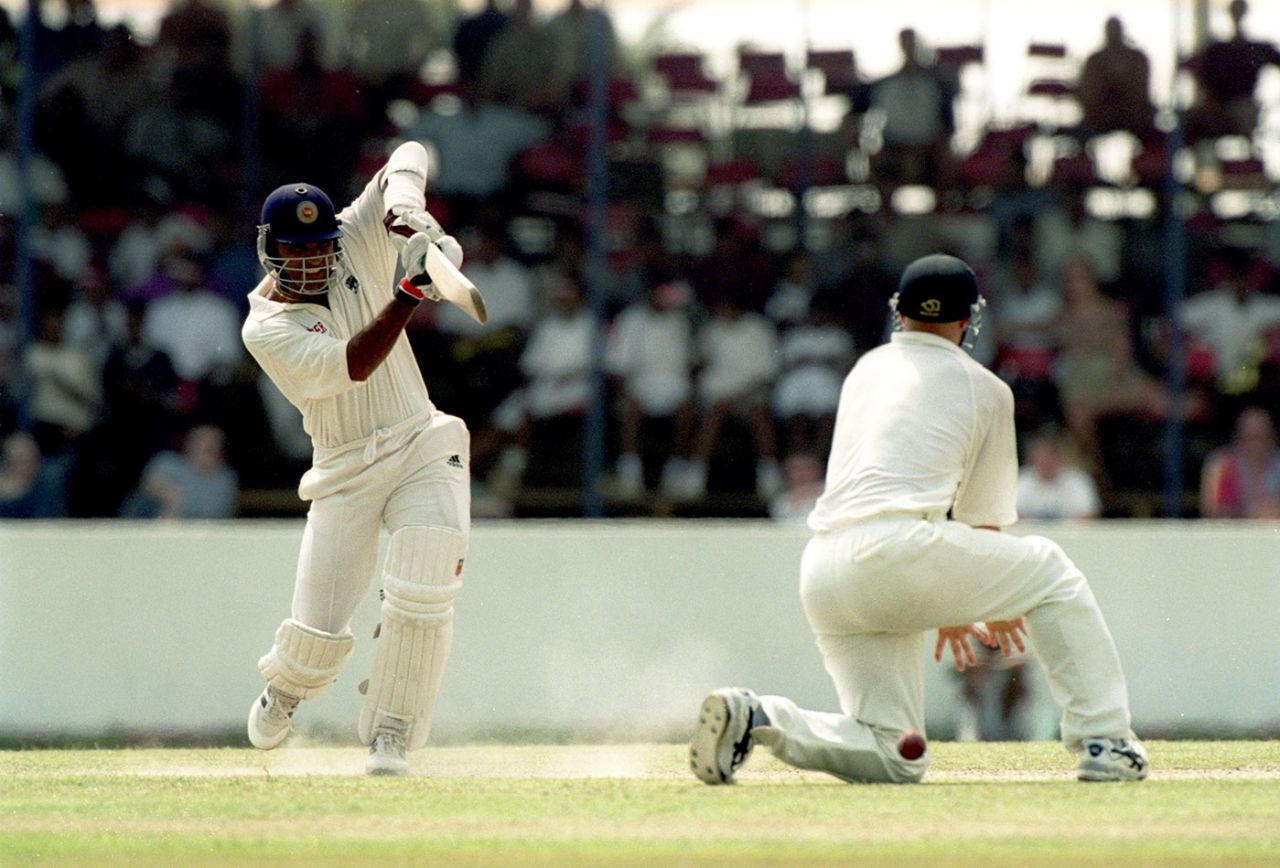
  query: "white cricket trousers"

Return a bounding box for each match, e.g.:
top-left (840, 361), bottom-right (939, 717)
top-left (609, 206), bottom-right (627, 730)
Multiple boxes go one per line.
top-left (752, 515), bottom-right (1135, 783)
top-left (292, 410), bottom-right (471, 634)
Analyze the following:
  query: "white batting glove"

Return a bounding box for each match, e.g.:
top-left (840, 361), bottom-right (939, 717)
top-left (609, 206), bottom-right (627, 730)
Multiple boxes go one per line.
top-left (400, 232), bottom-right (442, 302)
top-left (387, 206), bottom-right (444, 249)
top-left (436, 234), bottom-right (463, 269)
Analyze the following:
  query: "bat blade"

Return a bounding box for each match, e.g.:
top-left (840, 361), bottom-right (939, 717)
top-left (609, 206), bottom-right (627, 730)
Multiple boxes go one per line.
top-left (425, 242), bottom-right (487, 325)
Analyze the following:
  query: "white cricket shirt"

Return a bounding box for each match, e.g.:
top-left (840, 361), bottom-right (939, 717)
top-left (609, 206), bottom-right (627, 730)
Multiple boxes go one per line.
top-left (808, 330), bottom-right (1018, 532)
top-left (241, 173), bottom-right (433, 450)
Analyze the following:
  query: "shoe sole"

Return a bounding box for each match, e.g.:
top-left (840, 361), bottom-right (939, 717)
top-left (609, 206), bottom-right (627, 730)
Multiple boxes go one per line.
top-left (1078, 766), bottom-right (1148, 782)
top-left (689, 691), bottom-right (746, 785)
top-left (366, 759), bottom-right (410, 776)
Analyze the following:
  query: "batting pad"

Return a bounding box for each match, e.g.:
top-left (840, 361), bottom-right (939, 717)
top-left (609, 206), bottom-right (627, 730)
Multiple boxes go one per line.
top-left (257, 618), bottom-right (355, 700)
top-left (358, 526), bottom-right (466, 750)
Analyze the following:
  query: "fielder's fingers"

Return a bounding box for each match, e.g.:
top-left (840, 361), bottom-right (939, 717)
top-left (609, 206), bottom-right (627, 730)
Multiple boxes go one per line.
top-left (1011, 629), bottom-right (1026, 653)
top-left (997, 632), bottom-right (1011, 656)
top-left (934, 634), bottom-right (945, 662)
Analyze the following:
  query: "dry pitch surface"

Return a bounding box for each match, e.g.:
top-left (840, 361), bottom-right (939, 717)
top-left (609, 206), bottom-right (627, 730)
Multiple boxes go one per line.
top-left (2, 740), bottom-right (1279, 866)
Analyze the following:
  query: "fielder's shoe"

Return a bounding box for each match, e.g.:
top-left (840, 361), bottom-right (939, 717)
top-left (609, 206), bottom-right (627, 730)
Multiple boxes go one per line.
top-left (1077, 736), bottom-right (1149, 782)
top-left (690, 687), bottom-right (766, 785)
top-left (366, 722), bottom-right (410, 776)
top-left (247, 686), bottom-right (300, 750)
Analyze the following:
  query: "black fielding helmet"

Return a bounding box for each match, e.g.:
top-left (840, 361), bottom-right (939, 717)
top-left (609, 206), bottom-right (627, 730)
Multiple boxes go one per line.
top-left (894, 254), bottom-right (979, 323)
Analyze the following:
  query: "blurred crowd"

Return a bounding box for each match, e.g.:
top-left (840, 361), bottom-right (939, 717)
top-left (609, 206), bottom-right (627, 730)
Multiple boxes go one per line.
top-left (1, 0), bottom-right (1279, 519)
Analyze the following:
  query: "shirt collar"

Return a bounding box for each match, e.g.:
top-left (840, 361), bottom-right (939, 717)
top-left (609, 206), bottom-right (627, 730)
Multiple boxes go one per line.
top-left (890, 330), bottom-right (965, 353)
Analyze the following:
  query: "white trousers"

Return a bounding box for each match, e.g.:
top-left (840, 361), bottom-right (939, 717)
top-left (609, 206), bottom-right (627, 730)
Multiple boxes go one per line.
top-left (754, 515), bottom-right (1135, 783)
top-left (292, 411), bottom-right (471, 634)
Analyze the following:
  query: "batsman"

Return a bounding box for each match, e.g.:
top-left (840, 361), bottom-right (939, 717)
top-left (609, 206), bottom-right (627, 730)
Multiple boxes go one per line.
top-left (241, 140), bottom-right (486, 775)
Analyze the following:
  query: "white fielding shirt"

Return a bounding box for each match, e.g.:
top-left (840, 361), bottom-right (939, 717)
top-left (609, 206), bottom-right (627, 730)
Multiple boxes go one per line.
top-left (808, 330), bottom-right (1018, 532)
top-left (241, 171), bottom-right (434, 450)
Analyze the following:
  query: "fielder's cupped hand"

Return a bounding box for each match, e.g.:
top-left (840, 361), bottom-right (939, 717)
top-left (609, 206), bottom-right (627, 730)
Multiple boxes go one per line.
top-left (983, 617), bottom-right (1027, 657)
top-left (934, 624), bottom-right (988, 672)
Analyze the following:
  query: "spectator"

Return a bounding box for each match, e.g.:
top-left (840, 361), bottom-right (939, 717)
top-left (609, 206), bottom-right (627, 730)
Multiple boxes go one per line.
top-left (989, 249), bottom-right (1062, 426)
top-left (69, 302), bottom-right (179, 516)
top-left (1077, 16), bottom-right (1156, 138)
top-left (120, 424), bottom-right (238, 519)
top-left (141, 254), bottom-right (242, 388)
top-left (771, 300), bottom-right (854, 458)
top-left (866, 28), bottom-right (956, 188)
top-left (607, 279), bottom-right (696, 500)
top-left (64, 267), bottom-right (128, 372)
top-left (681, 289), bottom-right (781, 501)
top-left (452, 0), bottom-right (510, 89)
top-left (1016, 429), bottom-right (1101, 520)
top-left (259, 26), bottom-right (364, 193)
top-left (109, 192), bottom-right (212, 300)
top-left (344, 0), bottom-right (436, 126)
top-left (764, 251), bottom-right (816, 328)
top-left (1177, 248), bottom-right (1280, 396)
top-left (246, 0), bottom-right (329, 73)
top-left (24, 305), bottom-right (101, 456)
top-left (545, 0), bottom-right (618, 89)
top-left (0, 431), bottom-right (68, 518)
top-left (35, 23), bottom-right (146, 206)
top-left (1183, 0), bottom-right (1280, 143)
top-left (476, 271), bottom-right (593, 493)
top-left (479, 0), bottom-right (575, 115)
top-left (768, 451), bottom-right (824, 522)
top-left (1033, 185), bottom-right (1122, 286)
top-left (1053, 256), bottom-right (1172, 479)
top-left (29, 201), bottom-right (92, 283)
top-left (1200, 406), bottom-right (1280, 518)
top-left (405, 82), bottom-right (552, 202)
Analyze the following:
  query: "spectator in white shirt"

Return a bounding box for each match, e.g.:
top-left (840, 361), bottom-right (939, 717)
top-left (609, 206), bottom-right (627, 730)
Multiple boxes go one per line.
top-left (772, 301), bottom-right (855, 458)
top-left (479, 272), bottom-right (593, 493)
top-left (683, 290), bottom-right (782, 500)
top-left (142, 254), bottom-right (243, 386)
top-left (1016, 430), bottom-right (1102, 520)
top-left (606, 279), bottom-right (696, 499)
top-left (1178, 248), bottom-right (1280, 393)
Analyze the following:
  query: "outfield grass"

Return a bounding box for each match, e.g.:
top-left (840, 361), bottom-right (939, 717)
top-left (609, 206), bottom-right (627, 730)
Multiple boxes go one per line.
top-left (2, 741), bottom-right (1278, 866)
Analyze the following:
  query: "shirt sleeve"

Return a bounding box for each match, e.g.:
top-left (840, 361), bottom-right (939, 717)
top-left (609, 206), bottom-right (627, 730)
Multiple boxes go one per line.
top-left (243, 316), bottom-right (358, 403)
top-left (952, 374), bottom-right (1019, 527)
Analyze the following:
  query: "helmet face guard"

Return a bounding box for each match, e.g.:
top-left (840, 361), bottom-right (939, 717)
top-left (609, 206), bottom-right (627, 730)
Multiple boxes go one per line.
top-left (257, 183), bottom-right (344, 298)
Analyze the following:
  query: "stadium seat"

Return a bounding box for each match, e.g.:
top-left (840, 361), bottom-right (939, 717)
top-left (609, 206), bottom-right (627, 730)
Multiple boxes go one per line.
top-left (805, 49), bottom-right (858, 95)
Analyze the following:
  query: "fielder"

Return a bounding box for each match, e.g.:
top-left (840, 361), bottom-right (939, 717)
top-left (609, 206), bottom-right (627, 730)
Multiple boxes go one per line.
top-left (242, 140), bottom-right (485, 775)
top-left (690, 254), bottom-right (1149, 785)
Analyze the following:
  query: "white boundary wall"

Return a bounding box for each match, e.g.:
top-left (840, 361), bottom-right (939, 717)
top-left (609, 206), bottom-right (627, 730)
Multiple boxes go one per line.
top-left (2, 520), bottom-right (1277, 741)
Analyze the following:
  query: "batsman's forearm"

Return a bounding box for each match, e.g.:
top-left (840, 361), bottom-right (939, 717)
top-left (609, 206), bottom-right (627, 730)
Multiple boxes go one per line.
top-left (346, 299), bottom-right (416, 382)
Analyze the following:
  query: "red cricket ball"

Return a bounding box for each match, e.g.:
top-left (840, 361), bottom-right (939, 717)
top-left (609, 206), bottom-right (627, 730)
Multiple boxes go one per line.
top-left (896, 730), bottom-right (927, 761)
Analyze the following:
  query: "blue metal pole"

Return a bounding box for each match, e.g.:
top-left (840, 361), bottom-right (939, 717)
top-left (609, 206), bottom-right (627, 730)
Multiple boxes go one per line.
top-left (581, 8), bottom-right (611, 518)
top-left (1161, 8), bottom-right (1188, 517)
top-left (13, 0), bottom-right (39, 433)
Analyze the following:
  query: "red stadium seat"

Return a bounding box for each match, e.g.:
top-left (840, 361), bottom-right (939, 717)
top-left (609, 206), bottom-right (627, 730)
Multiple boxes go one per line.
top-left (805, 49), bottom-right (857, 94)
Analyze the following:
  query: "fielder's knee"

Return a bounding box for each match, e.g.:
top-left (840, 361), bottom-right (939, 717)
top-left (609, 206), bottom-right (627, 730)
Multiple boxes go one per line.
top-left (258, 618), bottom-right (355, 699)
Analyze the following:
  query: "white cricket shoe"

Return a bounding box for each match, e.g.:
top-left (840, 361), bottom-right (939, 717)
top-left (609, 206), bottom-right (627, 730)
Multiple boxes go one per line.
top-left (1077, 737), bottom-right (1149, 782)
top-left (247, 686), bottom-right (300, 750)
top-left (366, 725), bottom-right (410, 776)
top-left (690, 687), bottom-right (761, 785)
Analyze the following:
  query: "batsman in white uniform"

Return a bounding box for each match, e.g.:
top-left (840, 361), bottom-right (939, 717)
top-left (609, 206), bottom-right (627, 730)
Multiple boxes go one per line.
top-left (242, 141), bottom-right (486, 775)
top-left (691, 254), bottom-right (1149, 785)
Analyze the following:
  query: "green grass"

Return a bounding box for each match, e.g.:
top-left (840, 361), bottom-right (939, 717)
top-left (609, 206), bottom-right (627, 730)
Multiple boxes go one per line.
top-left (2, 741), bottom-right (1279, 866)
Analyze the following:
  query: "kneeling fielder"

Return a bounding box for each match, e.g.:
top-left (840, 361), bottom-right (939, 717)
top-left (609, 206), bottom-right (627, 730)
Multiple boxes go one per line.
top-left (691, 254), bottom-right (1149, 785)
top-left (242, 141), bottom-right (485, 775)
